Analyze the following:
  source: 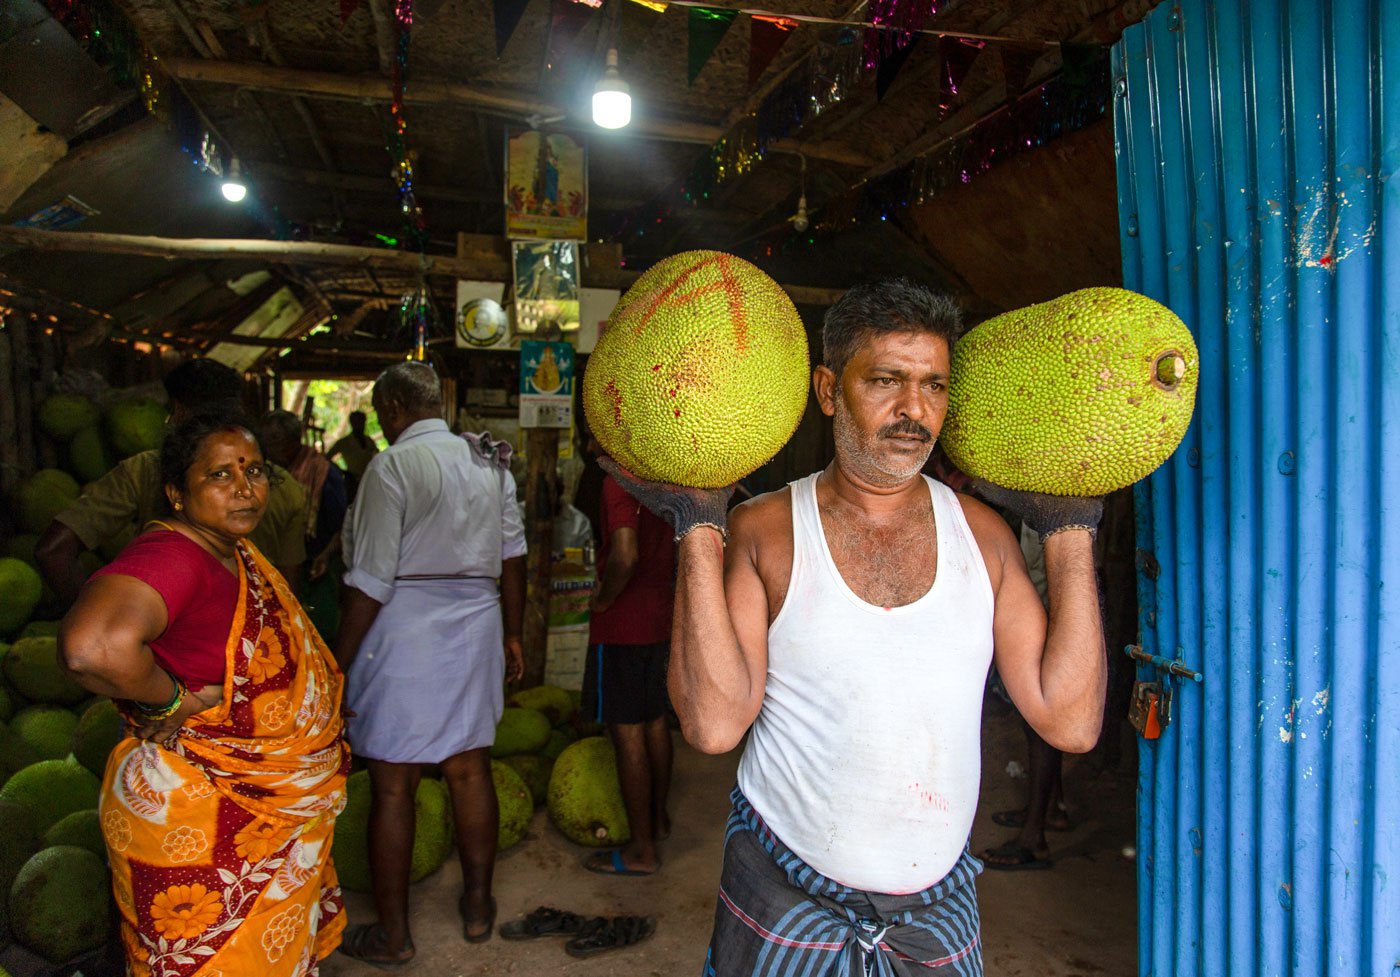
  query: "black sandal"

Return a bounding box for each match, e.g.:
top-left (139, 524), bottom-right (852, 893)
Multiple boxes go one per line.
top-left (499, 905), bottom-right (600, 941)
top-left (564, 915), bottom-right (657, 958)
top-left (338, 923), bottom-right (414, 970)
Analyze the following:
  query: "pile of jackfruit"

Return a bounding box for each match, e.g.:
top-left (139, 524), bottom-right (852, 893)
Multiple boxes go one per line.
top-left (329, 683), bottom-right (630, 893)
top-left (0, 635), bottom-right (121, 964)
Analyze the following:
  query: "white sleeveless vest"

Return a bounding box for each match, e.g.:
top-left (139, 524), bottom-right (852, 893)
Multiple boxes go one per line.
top-left (736, 472), bottom-right (995, 894)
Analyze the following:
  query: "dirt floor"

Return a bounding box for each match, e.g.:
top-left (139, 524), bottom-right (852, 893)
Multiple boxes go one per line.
top-left (323, 701), bottom-right (1138, 977)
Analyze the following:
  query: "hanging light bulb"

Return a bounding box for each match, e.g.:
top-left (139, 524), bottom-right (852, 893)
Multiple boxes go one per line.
top-left (788, 155), bottom-right (809, 231)
top-left (592, 48), bottom-right (631, 129)
top-left (221, 159), bottom-right (248, 203)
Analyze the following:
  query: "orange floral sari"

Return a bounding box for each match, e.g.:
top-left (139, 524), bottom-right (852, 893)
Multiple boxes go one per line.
top-left (101, 541), bottom-right (350, 977)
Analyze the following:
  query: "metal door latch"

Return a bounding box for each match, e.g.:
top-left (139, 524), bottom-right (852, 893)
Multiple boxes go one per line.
top-left (1125, 645), bottom-right (1201, 739)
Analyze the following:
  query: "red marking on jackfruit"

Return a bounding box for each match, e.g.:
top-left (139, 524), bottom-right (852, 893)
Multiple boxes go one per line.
top-left (652, 364), bottom-right (662, 371)
top-left (604, 379), bottom-right (624, 427)
top-left (674, 409), bottom-right (682, 418)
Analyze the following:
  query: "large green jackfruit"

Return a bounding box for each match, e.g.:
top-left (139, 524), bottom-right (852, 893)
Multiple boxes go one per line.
top-left (501, 753), bottom-right (552, 807)
top-left (491, 707), bottom-right (551, 757)
top-left (330, 771), bottom-right (453, 893)
top-left (3, 637), bottom-right (86, 706)
top-left (941, 287), bottom-right (1198, 496)
top-left (106, 397), bottom-right (167, 457)
top-left (11, 706), bottom-right (78, 761)
top-left (0, 799), bottom-right (43, 936)
top-left (9, 845), bottom-right (111, 962)
top-left (37, 394), bottom-right (99, 443)
top-left (506, 684), bottom-right (575, 725)
top-left (546, 736), bottom-right (630, 848)
top-left (43, 809), bottom-right (105, 859)
top-left (0, 758), bottom-right (102, 833)
top-left (493, 760), bottom-right (533, 850)
top-left (13, 469), bottom-right (81, 535)
top-left (67, 425), bottom-right (116, 482)
top-left (0, 559), bottom-right (42, 639)
top-left (71, 699), bottom-right (125, 777)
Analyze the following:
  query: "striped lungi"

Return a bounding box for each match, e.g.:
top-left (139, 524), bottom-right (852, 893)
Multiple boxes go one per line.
top-left (704, 787), bottom-right (983, 977)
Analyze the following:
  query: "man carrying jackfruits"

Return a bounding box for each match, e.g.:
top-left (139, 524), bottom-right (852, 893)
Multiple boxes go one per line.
top-left (602, 278), bottom-right (1106, 976)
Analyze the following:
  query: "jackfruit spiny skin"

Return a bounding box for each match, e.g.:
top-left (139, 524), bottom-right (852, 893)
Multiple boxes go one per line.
top-left (941, 287), bottom-right (1198, 496)
top-left (583, 251), bottom-right (810, 489)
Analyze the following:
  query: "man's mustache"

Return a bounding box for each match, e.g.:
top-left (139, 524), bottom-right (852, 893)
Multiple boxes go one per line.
top-left (879, 419), bottom-right (933, 442)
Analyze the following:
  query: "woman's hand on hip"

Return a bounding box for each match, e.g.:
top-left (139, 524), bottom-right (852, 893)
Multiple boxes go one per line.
top-left (131, 683), bottom-right (223, 749)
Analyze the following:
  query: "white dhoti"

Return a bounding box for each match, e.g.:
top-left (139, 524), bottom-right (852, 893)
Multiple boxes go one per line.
top-left (345, 577), bottom-right (504, 763)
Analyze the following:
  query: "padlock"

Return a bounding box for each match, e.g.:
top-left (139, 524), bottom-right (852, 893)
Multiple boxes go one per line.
top-left (1129, 680), bottom-right (1164, 739)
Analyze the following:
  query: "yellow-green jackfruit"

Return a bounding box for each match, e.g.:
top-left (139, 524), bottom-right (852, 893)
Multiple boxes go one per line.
top-left (941, 287), bottom-right (1198, 496)
top-left (583, 250), bottom-right (810, 488)
top-left (546, 736), bottom-right (630, 848)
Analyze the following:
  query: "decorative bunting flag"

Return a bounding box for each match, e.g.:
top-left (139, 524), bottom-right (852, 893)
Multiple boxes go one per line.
top-left (748, 15), bottom-right (796, 87)
top-left (862, 0), bottom-right (937, 72)
top-left (937, 35), bottom-right (983, 113)
top-left (998, 42), bottom-right (1041, 101)
top-left (628, 0), bottom-right (667, 10)
top-left (875, 33), bottom-right (919, 100)
top-left (688, 7), bottom-right (738, 85)
top-left (546, 0), bottom-right (596, 72)
top-left (493, 0), bottom-right (532, 56)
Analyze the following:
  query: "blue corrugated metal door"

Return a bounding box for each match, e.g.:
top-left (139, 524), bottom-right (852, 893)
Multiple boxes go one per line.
top-left (1113, 2), bottom-right (1398, 975)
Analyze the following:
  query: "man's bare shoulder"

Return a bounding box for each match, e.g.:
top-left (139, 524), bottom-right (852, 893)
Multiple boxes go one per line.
top-left (954, 491), bottom-right (1015, 543)
top-left (729, 485), bottom-right (793, 540)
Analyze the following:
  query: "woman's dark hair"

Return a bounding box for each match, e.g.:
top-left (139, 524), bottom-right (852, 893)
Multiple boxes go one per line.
top-left (822, 278), bottom-right (962, 378)
top-left (159, 405), bottom-right (265, 512)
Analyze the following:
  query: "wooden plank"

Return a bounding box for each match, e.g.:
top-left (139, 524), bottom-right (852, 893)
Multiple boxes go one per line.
top-left (160, 57), bottom-right (873, 166)
top-left (1, 227), bottom-right (848, 305)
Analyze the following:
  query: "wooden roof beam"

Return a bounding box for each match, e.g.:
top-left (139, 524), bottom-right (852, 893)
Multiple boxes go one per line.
top-left (160, 57), bottom-right (873, 168)
top-left (0, 226), bottom-right (846, 307)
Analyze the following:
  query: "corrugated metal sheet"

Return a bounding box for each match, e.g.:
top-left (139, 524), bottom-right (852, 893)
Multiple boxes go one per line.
top-left (1112, 2), bottom-right (1398, 975)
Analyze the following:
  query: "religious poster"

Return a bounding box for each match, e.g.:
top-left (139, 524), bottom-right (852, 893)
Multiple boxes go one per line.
top-left (511, 240), bottom-right (580, 334)
top-left (519, 339), bottom-right (574, 428)
top-left (505, 129), bottom-right (588, 241)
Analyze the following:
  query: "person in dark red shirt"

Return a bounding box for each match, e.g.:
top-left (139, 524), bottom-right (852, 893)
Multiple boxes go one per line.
top-left (581, 471), bottom-right (677, 876)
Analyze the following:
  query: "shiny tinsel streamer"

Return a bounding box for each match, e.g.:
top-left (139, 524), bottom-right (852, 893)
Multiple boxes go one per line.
top-left (390, 0), bottom-right (428, 244)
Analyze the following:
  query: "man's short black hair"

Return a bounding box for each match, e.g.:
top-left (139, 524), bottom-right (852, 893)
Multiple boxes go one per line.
top-left (822, 279), bottom-right (962, 378)
top-left (162, 359), bottom-right (245, 410)
top-left (349, 410), bottom-right (367, 431)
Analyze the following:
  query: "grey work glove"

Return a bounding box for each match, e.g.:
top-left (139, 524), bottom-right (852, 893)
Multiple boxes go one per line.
top-left (972, 480), bottom-right (1103, 542)
top-left (598, 456), bottom-right (736, 542)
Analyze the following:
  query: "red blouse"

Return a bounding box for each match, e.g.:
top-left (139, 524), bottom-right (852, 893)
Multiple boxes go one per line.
top-left (91, 529), bottom-right (236, 687)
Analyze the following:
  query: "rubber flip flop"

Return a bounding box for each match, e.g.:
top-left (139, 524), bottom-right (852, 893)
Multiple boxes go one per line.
top-left (981, 840), bottom-right (1052, 871)
top-left (500, 906), bottom-right (601, 941)
top-left (583, 850), bottom-right (657, 877)
top-left (565, 915), bottom-right (657, 958)
top-left (338, 923), bottom-right (414, 970)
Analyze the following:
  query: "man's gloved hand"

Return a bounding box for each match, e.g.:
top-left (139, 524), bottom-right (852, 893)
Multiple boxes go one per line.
top-left (972, 480), bottom-right (1103, 542)
top-left (598, 456), bottom-right (736, 542)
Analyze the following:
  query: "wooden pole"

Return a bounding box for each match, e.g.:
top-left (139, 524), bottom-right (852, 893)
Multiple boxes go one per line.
top-left (0, 226), bottom-right (849, 306)
top-left (11, 313), bottom-right (35, 477)
top-left (520, 427), bottom-right (559, 689)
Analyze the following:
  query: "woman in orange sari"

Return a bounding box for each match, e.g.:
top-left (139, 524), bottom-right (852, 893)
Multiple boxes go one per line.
top-left (59, 405), bottom-right (350, 977)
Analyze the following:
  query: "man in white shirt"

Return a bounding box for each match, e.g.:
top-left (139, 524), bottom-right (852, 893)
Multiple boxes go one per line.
top-left (334, 362), bottom-right (526, 967)
top-left (602, 279), bottom-right (1107, 976)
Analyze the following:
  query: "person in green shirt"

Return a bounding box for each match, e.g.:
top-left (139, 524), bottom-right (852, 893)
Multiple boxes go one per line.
top-left (36, 359), bottom-right (309, 605)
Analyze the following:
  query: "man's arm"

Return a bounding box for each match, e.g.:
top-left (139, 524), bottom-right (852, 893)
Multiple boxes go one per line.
top-left (963, 496), bottom-right (1107, 753)
top-left (35, 522), bottom-right (91, 608)
top-left (500, 554), bottom-right (525, 683)
top-left (668, 504), bottom-right (771, 755)
top-left (589, 527), bottom-right (638, 613)
top-left (333, 586), bottom-right (382, 672)
top-left (37, 459), bottom-right (145, 605)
